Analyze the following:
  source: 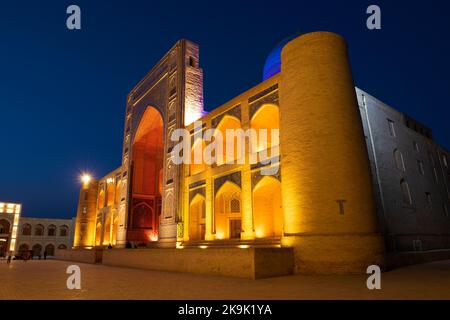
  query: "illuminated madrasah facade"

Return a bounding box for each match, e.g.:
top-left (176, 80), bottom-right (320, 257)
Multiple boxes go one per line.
top-left (72, 32), bottom-right (450, 274)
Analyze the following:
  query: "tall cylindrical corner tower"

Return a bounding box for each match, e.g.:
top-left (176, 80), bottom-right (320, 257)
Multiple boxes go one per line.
top-left (73, 180), bottom-right (99, 248)
top-left (279, 32), bottom-right (385, 273)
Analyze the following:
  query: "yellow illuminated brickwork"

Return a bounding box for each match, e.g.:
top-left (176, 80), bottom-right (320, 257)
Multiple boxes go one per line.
top-left (73, 32), bottom-right (386, 274)
top-left (0, 202), bottom-right (22, 253)
top-left (74, 168), bottom-right (122, 248)
top-left (279, 32), bottom-right (384, 273)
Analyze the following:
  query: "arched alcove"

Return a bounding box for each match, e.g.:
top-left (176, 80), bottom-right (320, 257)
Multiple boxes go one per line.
top-left (106, 182), bottom-right (115, 207)
top-left (214, 181), bottom-right (242, 240)
top-left (189, 194), bottom-right (206, 241)
top-left (130, 106), bottom-right (164, 243)
top-left (215, 115), bottom-right (242, 165)
top-left (252, 176), bottom-right (282, 238)
top-left (45, 244), bottom-right (55, 256)
top-left (250, 104), bottom-right (280, 154)
top-left (32, 244), bottom-right (42, 257)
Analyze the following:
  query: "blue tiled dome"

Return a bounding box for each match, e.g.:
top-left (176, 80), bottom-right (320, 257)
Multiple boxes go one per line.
top-left (262, 34), bottom-right (301, 81)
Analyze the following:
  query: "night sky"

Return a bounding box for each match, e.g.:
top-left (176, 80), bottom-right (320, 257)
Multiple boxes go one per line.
top-left (1, 0), bottom-right (449, 219)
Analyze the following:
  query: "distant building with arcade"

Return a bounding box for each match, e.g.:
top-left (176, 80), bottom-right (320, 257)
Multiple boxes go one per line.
top-left (0, 201), bottom-right (75, 258)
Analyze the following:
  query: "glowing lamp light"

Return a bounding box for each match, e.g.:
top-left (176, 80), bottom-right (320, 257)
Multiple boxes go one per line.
top-left (176, 242), bottom-right (184, 249)
top-left (215, 232), bottom-right (225, 240)
top-left (150, 233), bottom-right (159, 242)
top-left (255, 229), bottom-right (265, 238)
top-left (81, 174), bottom-right (92, 185)
top-left (199, 245), bottom-right (208, 249)
top-left (238, 245), bottom-right (250, 249)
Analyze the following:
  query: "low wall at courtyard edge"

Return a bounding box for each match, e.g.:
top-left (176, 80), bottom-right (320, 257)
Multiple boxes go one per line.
top-left (101, 247), bottom-right (294, 279)
top-left (387, 249), bottom-right (450, 270)
top-left (56, 248), bottom-right (102, 264)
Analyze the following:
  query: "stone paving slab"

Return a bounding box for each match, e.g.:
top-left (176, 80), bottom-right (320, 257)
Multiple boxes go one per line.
top-left (1, 259), bottom-right (450, 300)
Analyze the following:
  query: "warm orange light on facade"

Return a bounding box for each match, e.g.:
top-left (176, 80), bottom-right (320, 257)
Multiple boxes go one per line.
top-left (190, 139), bottom-right (206, 175)
top-left (97, 190), bottom-right (105, 209)
top-left (188, 194), bottom-right (206, 241)
top-left (215, 232), bottom-right (225, 240)
top-left (250, 103), bottom-right (280, 153)
top-left (149, 233), bottom-right (158, 242)
top-left (214, 181), bottom-right (242, 240)
top-left (106, 183), bottom-right (115, 207)
top-left (215, 115), bottom-right (242, 165)
top-left (252, 176), bottom-right (282, 239)
top-left (0, 202), bottom-right (22, 252)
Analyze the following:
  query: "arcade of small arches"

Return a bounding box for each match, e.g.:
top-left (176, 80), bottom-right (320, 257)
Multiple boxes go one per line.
top-left (94, 170), bottom-right (122, 247)
top-left (184, 98), bottom-right (282, 243)
top-left (17, 243), bottom-right (68, 258)
top-left (187, 175), bottom-right (282, 242)
top-left (20, 223), bottom-right (69, 237)
top-left (189, 103), bottom-right (280, 172)
top-left (16, 223), bottom-right (70, 257)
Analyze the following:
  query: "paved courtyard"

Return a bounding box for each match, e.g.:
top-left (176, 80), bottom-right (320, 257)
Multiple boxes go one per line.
top-left (1, 259), bottom-right (450, 300)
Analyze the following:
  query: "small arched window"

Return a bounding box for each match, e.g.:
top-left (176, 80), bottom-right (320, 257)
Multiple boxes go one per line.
top-left (34, 224), bottom-right (44, 236)
top-left (400, 179), bottom-right (412, 206)
top-left (22, 224), bottom-right (32, 236)
top-left (230, 198), bottom-right (240, 213)
top-left (0, 219), bottom-right (10, 234)
top-left (48, 225), bottom-right (56, 236)
top-left (59, 225), bottom-right (69, 237)
top-left (394, 149), bottom-right (406, 172)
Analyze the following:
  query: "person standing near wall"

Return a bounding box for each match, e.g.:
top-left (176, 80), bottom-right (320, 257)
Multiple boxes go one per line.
top-left (6, 251), bottom-right (12, 264)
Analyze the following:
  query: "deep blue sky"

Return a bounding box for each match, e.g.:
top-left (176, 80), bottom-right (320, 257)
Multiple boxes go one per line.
top-left (1, 0), bottom-right (449, 218)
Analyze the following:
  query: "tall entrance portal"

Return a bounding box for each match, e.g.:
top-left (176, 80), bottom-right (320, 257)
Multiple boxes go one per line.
top-left (114, 39), bottom-right (204, 247)
top-left (128, 107), bottom-right (164, 243)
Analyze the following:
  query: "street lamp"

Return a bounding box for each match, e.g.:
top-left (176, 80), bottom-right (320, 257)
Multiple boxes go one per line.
top-left (81, 174), bottom-right (92, 185)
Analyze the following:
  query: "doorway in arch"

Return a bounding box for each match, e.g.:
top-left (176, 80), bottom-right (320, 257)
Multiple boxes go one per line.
top-left (128, 106), bottom-right (164, 244)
